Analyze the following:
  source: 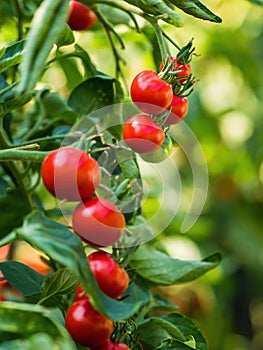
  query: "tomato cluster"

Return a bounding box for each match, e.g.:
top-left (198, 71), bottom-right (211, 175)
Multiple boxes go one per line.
top-left (65, 251), bottom-right (130, 349)
top-left (41, 147), bottom-right (126, 247)
top-left (123, 45), bottom-right (194, 162)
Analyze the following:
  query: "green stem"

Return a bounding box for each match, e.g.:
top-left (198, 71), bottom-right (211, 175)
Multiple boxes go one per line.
top-left (0, 149), bottom-right (49, 162)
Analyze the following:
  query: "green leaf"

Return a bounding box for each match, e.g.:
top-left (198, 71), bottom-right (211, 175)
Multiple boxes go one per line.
top-left (0, 40), bottom-right (25, 74)
top-left (68, 75), bottom-right (123, 116)
top-left (124, 0), bottom-right (184, 27)
top-left (55, 23), bottom-right (75, 48)
top-left (162, 313), bottom-right (207, 350)
top-left (0, 302), bottom-right (74, 343)
top-left (169, 0), bottom-right (222, 22)
top-left (0, 177), bottom-right (9, 197)
top-left (155, 339), bottom-right (195, 349)
top-left (151, 294), bottom-right (178, 312)
top-left (39, 268), bottom-right (79, 305)
top-left (0, 189), bottom-right (30, 239)
top-left (16, 0), bottom-right (70, 94)
top-left (138, 313), bottom-right (207, 349)
top-left (247, 0), bottom-right (263, 5)
top-left (0, 333), bottom-right (77, 350)
top-left (0, 261), bottom-right (44, 296)
top-left (0, 211), bottom-right (145, 321)
top-left (129, 245), bottom-right (221, 286)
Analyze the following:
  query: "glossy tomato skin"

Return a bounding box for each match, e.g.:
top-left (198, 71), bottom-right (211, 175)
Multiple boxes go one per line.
top-left (90, 339), bottom-right (131, 350)
top-left (41, 147), bottom-right (101, 202)
top-left (160, 57), bottom-right (191, 84)
top-left (67, 1), bottom-right (97, 30)
top-left (130, 70), bottom-right (173, 114)
top-left (139, 134), bottom-right (172, 163)
top-left (88, 251), bottom-right (129, 299)
top-left (65, 299), bottom-right (113, 348)
top-left (165, 96), bottom-right (188, 125)
top-left (74, 284), bottom-right (90, 301)
top-left (123, 114), bottom-right (165, 154)
top-left (72, 197), bottom-right (125, 247)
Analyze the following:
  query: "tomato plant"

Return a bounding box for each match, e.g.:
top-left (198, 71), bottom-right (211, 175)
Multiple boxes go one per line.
top-left (72, 197), bottom-right (126, 247)
top-left (123, 114), bottom-right (165, 154)
top-left (67, 0), bottom-right (97, 30)
top-left (0, 0), bottom-right (240, 348)
top-left (130, 70), bottom-right (173, 114)
top-left (65, 298), bottom-right (114, 347)
top-left (41, 147), bottom-right (101, 201)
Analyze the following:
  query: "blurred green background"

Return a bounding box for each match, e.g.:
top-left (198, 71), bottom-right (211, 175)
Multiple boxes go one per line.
top-left (1, 0), bottom-right (263, 349)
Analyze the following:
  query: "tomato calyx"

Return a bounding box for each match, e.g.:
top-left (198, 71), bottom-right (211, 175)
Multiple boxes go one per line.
top-left (176, 37), bottom-right (195, 65)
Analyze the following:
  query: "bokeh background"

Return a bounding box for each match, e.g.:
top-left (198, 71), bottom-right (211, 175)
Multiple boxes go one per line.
top-left (1, 0), bottom-right (263, 349)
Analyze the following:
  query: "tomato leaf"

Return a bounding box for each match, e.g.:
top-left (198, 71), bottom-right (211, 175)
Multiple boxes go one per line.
top-left (0, 261), bottom-right (44, 296)
top-left (0, 302), bottom-right (74, 343)
top-left (0, 40), bottom-right (25, 74)
top-left (68, 75), bottom-right (123, 116)
top-left (129, 245), bottom-right (221, 286)
top-left (39, 268), bottom-right (79, 306)
top-left (0, 211), bottom-right (146, 321)
top-left (0, 333), bottom-right (77, 350)
top-left (151, 294), bottom-right (178, 312)
top-left (124, 0), bottom-right (184, 27)
top-left (0, 189), bottom-right (30, 239)
top-left (0, 177), bottom-right (9, 197)
top-left (155, 339), bottom-right (196, 349)
top-left (169, 0), bottom-right (222, 23)
top-left (138, 313), bottom-right (207, 349)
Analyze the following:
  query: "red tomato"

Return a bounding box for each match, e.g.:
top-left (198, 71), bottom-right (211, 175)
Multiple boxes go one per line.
top-left (165, 96), bottom-right (188, 125)
top-left (67, 1), bottom-right (97, 30)
top-left (88, 251), bottom-right (129, 299)
top-left (122, 114), bottom-right (165, 154)
top-left (72, 197), bottom-right (125, 247)
top-left (41, 147), bottom-right (101, 202)
top-left (65, 299), bottom-right (113, 347)
top-left (90, 339), bottom-right (131, 350)
top-left (160, 57), bottom-right (191, 84)
top-left (130, 70), bottom-right (173, 114)
top-left (75, 284), bottom-right (90, 301)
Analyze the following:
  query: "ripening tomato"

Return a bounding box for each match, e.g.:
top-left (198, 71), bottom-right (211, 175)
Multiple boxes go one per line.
top-left (67, 1), bottom-right (97, 30)
top-left (160, 57), bottom-right (191, 84)
top-left (41, 147), bottom-right (101, 202)
top-left (123, 114), bottom-right (165, 154)
top-left (90, 339), bottom-right (131, 350)
top-left (65, 299), bottom-right (113, 347)
top-left (139, 134), bottom-right (172, 163)
top-left (165, 96), bottom-right (188, 125)
top-left (130, 70), bottom-right (173, 114)
top-left (88, 251), bottom-right (129, 299)
top-left (72, 197), bottom-right (125, 247)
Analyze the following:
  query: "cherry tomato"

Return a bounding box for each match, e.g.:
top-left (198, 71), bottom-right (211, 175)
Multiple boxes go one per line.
top-left (160, 57), bottom-right (191, 84)
top-left (130, 70), bottom-right (173, 114)
top-left (139, 134), bottom-right (172, 163)
top-left (67, 1), bottom-right (97, 31)
top-left (165, 96), bottom-right (188, 125)
top-left (88, 251), bottom-right (129, 299)
top-left (74, 284), bottom-right (90, 301)
top-left (65, 299), bottom-right (113, 347)
top-left (90, 339), bottom-right (131, 350)
top-left (41, 147), bottom-right (101, 202)
top-left (72, 197), bottom-right (125, 247)
top-left (123, 114), bottom-right (165, 154)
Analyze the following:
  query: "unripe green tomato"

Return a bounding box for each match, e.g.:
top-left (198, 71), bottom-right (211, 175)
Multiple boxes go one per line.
top-left (139, 135), bottom-right (172, 163)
